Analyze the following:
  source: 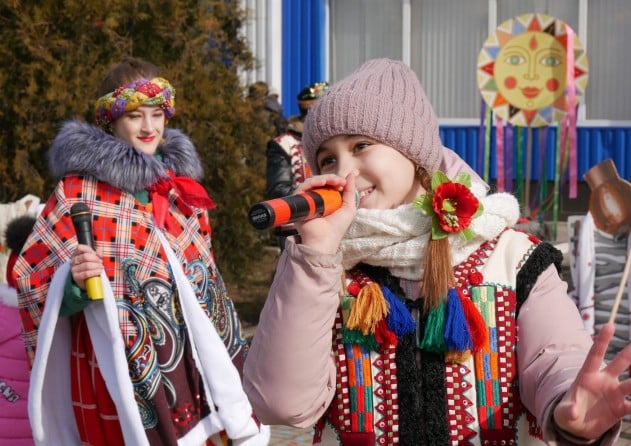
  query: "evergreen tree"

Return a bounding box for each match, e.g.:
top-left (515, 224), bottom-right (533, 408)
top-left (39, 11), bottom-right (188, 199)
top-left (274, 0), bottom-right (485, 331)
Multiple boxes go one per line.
top-left (0, 0), bottom-right (274, 279)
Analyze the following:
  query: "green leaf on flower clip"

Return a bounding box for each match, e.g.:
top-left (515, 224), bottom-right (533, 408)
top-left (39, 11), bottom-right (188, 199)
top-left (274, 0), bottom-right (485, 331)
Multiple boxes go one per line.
top-left (431, 217), bottom-right (448, 240)
top-left (413, 194), bottom-right (434, 215)
top-left (453, 172), bottom-right (472, 188)
top-left (430, 171), bottom-right (450, 191)
top-left (472, 201), bottom-right (484, 218)
top-left (461, 227), bottom-right (475, 241)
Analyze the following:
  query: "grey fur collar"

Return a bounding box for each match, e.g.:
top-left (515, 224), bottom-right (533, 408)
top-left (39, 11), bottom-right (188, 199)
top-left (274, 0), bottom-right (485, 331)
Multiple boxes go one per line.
top-left (48, 120), bottom-right (204, 192)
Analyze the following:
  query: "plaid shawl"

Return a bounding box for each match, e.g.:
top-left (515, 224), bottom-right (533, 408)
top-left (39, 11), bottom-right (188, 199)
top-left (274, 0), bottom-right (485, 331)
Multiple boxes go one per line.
top-left (17, 121), bottom-right (246, 365)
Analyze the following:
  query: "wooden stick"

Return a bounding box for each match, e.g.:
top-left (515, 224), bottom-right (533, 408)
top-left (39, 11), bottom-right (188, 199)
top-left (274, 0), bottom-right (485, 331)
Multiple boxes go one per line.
top-left (608, 249), bottom-right (631, 324)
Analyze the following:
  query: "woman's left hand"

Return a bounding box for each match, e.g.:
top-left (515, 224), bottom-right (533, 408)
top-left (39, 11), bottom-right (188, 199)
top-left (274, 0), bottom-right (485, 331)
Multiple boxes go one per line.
top-left (553, 323), bottom-right (631, 440)
top-left (70, 244), bottom-right (104, 290)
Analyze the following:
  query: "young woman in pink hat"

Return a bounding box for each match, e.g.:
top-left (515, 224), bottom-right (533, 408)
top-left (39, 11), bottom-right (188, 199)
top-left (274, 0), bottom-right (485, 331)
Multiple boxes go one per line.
top-left (244, 58), bottom-right (631, 445)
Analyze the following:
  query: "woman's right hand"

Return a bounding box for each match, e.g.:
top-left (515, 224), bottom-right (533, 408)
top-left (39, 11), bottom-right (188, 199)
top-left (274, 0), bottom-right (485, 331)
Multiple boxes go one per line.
top-left (295, 171), bottom-right (358, 254)
top-left (70, 244), bottom-right (104, 290)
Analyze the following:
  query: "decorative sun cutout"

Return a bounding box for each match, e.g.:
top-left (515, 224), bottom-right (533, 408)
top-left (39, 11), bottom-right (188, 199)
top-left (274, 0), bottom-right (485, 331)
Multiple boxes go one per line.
top-left (477, 13), bottom-right (589, 127)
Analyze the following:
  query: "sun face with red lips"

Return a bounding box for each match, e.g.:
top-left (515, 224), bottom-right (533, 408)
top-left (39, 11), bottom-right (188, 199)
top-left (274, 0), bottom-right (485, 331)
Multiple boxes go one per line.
top-left (495, 31), bottom-right (566, 111)
top-left (477, 13), bottom-right (589, 127)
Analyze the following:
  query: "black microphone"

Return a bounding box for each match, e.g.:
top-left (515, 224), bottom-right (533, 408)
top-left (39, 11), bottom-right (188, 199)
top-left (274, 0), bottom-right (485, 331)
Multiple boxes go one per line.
top-left (70, 203), bottom-right (103, 300)
top-left (248, 187), bottom-right (343, 230)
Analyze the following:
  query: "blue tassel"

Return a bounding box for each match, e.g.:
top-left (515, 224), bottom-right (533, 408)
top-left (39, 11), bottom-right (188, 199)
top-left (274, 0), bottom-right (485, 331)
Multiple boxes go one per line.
top-left (444, 287), bottom-right (473, 351)
top-left (382, 286), bottom-right (416, 337)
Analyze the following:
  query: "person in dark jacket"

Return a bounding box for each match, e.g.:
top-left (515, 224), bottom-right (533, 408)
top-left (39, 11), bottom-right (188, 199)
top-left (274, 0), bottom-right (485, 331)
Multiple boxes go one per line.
top-left (265, 81), bottom-right (329, 249)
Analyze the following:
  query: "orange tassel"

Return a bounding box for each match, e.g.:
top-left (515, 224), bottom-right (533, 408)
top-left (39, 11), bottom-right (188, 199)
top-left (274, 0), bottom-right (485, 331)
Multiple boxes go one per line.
top-left (445, 350), bottom-right (472, 364)
top-left (346, 282), bottom-right (388, 335)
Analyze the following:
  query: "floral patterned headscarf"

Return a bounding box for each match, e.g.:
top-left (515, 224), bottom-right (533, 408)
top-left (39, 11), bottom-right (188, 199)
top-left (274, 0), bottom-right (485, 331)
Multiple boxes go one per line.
top-left (94, 77), bottom-right (175, 130)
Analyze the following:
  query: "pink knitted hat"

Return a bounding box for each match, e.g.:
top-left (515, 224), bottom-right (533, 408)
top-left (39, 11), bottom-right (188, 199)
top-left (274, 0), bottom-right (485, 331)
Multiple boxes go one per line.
top-left (302, 58), bottom-right (443, 174)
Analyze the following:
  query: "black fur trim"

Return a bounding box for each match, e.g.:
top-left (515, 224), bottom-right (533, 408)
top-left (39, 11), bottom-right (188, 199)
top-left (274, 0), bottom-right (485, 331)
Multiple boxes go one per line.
top-left (420, 351), bottom-right (450, 445)
top-left (5, 215), bottom-right (37, 253)
top-left (396, 333), bottom-right (424, 445)
top-left (515, 241), bottom-right (563, 314)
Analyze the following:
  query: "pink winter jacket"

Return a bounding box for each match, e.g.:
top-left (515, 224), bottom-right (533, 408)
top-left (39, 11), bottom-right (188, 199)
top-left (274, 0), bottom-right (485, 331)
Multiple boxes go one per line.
top-left (0, 284), bottom-right (34, 445)
top-left (243, 233), bottom-right (621, 445)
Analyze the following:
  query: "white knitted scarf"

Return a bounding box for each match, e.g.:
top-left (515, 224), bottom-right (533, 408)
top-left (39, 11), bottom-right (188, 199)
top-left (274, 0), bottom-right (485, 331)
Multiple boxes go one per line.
top-left (340, 183), bottom-right (520, 280)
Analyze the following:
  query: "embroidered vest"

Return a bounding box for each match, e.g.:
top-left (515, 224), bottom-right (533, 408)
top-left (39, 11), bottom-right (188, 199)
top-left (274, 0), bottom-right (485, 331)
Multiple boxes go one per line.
top-left (315, 230), bottom-right (561, 445)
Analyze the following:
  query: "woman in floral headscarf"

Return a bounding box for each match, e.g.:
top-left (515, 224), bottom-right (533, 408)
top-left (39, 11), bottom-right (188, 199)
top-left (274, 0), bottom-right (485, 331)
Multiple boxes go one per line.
top-left (13, 57), bottom-right (269, 446)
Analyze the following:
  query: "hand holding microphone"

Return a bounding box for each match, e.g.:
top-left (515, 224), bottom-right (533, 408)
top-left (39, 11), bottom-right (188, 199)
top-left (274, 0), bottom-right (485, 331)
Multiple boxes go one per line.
top-left (248, 187), bottom-right (344, 230)
top-left (70, 203), bottom-right (104, 300)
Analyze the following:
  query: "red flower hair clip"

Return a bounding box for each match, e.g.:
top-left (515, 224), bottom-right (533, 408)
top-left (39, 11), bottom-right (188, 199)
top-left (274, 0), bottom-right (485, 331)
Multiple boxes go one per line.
top-left (413, 171), bottom-right (484, 241)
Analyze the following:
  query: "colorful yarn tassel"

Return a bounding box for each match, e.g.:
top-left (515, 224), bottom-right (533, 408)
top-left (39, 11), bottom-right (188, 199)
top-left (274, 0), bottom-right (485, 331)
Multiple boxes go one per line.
top-left (445, 350), bottom-right (471, 364)
top-left (375, 319), bottom-right (399, 348)
top-left (374, 318), bottom-right (398, 348)
top-left (346, 282), bottom-right (388, 335)
top-left (382, 286), bottom-right (416, 337)
top-left (458, 290), bottom-right (489, 351)
top-left (444, 288), bottom-right (473, 352)
top-left (419, 300), bottom-right (447, 352)
top-left (342, 327), bottom-right (380, 351)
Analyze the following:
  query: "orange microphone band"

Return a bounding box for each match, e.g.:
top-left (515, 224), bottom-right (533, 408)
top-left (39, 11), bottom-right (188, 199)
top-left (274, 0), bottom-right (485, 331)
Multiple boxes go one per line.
top-left (249, 187), bottom-right (343, 230)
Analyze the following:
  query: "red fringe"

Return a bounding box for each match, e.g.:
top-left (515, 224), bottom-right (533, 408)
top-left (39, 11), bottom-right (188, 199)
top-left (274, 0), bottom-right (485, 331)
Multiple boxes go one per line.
top-left (458, 290), bottom-right (489, 351)
top-left (374, 318), bottom-right (398, 349)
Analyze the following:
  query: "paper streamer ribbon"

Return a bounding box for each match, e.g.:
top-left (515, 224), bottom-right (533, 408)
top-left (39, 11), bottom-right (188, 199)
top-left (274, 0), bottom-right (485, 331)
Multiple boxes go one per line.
top-left (553, 124), bottom-right (563, 240)
top-left (534, 127), bottom-right (548, 213)
top-left (565, 24), bottom-right (578, 198)
top-left (505, 123), bottom-right (514, 193)
top-left (478, 99), bottom-right (486, 177)
top-left (495, 115), bottom-right (505, 191)
top-left (484, 102), bottom-right (492, 183)
top-left (515, 126), bottom-right (524, 206)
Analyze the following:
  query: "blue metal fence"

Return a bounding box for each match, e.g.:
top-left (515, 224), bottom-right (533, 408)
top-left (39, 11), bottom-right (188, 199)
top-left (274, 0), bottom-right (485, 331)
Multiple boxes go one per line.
top-left (440, 125), bottom-right (631, 181)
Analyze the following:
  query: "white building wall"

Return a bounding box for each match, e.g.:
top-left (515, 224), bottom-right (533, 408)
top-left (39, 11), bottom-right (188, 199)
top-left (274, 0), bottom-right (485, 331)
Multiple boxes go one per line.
top-left (238, 0), bottom-right (283, 103)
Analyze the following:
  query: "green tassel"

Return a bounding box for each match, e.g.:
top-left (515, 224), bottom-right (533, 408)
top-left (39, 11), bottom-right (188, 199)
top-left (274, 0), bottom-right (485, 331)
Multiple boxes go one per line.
top-left (419, 301), bottom-right (447, 352)
top-left (342, 327), bottom-right (380, 351)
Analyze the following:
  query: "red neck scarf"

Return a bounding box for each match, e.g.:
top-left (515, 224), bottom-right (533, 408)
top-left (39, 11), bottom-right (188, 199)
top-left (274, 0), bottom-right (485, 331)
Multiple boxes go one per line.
top-left (148, 170), bottom-right (215, 229)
